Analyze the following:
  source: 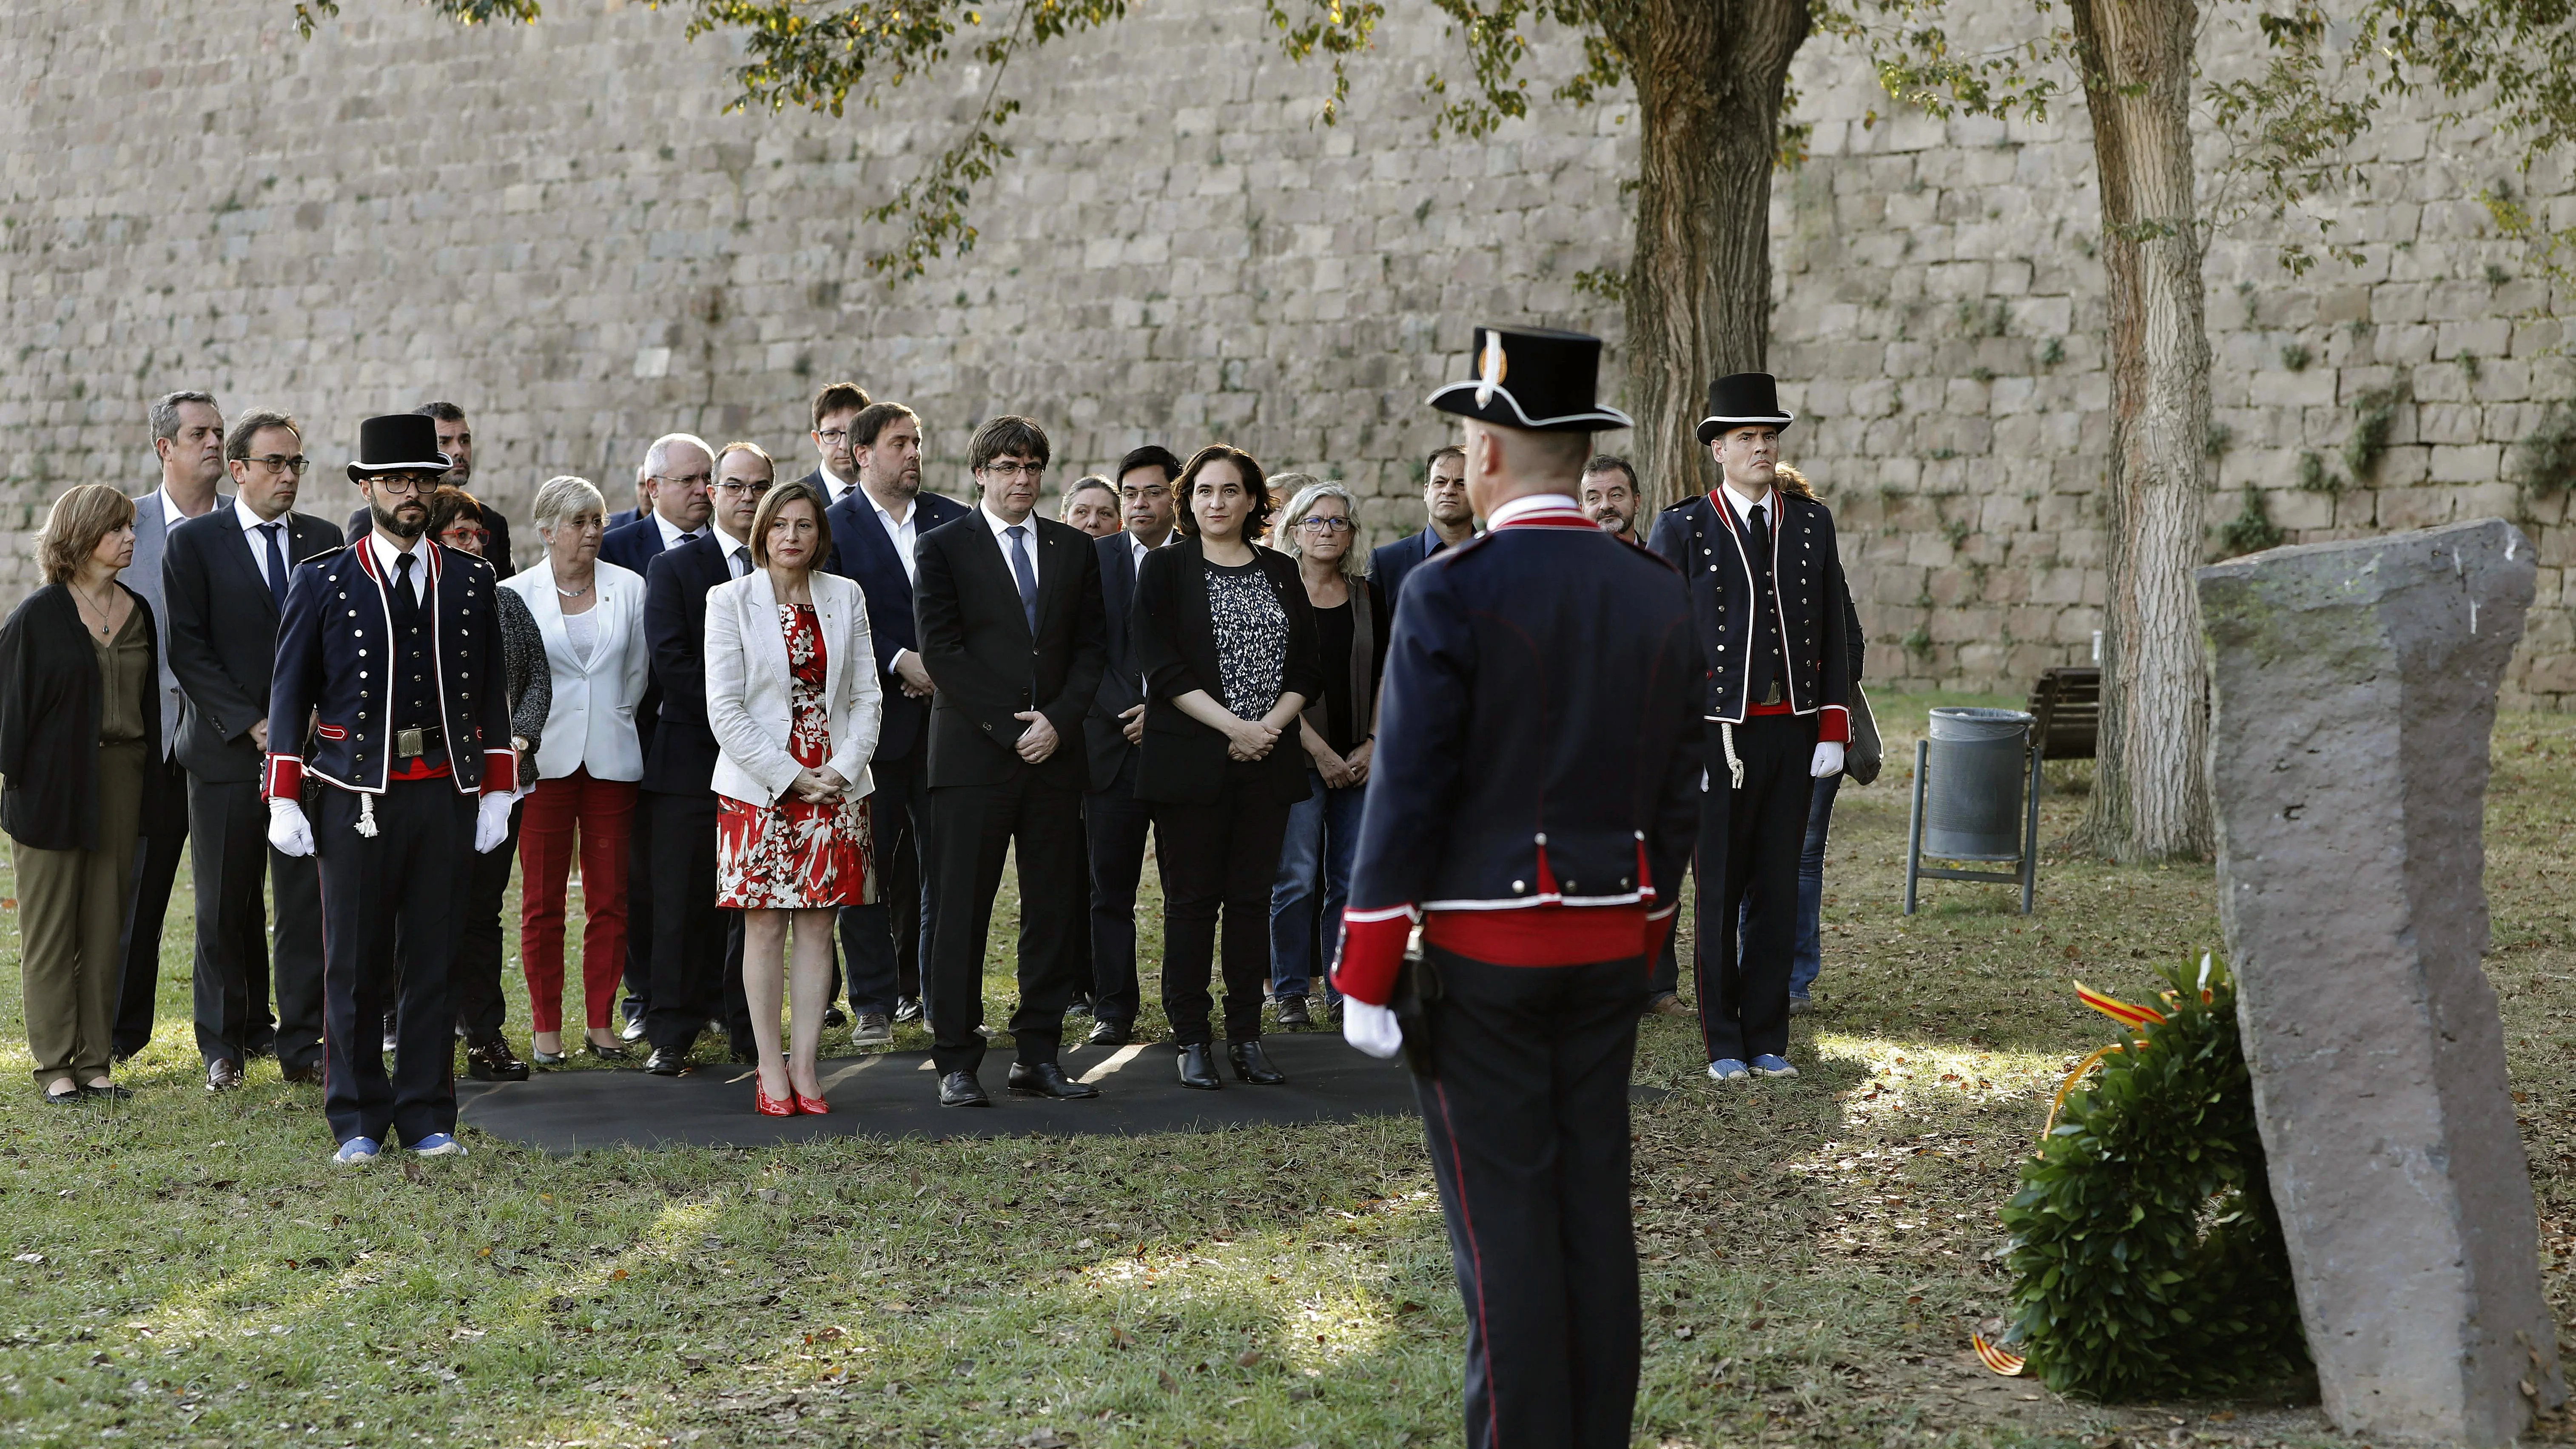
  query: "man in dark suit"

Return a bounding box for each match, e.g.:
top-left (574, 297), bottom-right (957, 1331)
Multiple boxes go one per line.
top-left (598, 433), bottom-right (717, 1039)
top-left (914, 416), bottom-right (1108, 1107)
top-left (635, 439), bottom-right (760, 1075)
top-left (820, 400), bottom-right (966, 1039)
top-left (1080, 444), bottom-right (1181, 1048)
top-left (163, 408), bottom-right (340, 1091)
top-left (340, 403), bottom-right (514, 578)
top-left (1368, 444), bottom-right (1477, 604)
top-left (794, 379), bottom-right (874, 510)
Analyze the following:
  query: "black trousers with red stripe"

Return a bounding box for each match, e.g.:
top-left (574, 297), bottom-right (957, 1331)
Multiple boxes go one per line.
top-left (1697, 711), bottom-right (1816, 1062)
top-left (316, 780), bottom-right (471, 1148)
top-left (1414, 947), bottom-right (1646, 1449)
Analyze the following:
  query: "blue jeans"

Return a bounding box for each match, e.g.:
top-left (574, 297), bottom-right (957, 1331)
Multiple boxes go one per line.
top-left (1736, 771), bottom-right (1842, 999)
top-left (1269, 769), bottom-right (1366, 1003)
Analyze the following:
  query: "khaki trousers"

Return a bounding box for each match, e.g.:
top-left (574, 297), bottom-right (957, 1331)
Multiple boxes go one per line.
top-left (13, 740), bottom-right (146, 1086)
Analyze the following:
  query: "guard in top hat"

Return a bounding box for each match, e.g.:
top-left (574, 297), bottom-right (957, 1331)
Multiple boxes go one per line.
top-left (1646, 373), bottom-right (1850, 1082)
top-left (263, 413), bottom-right (519, 1163)
top-left (1335, 325), bottom-right (1705, 1449)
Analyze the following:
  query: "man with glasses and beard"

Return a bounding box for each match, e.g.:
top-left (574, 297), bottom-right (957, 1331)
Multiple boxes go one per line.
top-left (263, 414), bottom-right (518, 1163)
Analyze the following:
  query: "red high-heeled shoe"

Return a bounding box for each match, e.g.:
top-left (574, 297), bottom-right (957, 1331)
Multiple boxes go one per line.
top-left (794, 1091), bottom-right (830, 1115)
top-left (754, 1079), bottom-right (799, 1116)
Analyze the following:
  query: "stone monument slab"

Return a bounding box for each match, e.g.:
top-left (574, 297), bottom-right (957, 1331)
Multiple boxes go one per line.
top-left (2201, 519), bottom-right (2565, 1445)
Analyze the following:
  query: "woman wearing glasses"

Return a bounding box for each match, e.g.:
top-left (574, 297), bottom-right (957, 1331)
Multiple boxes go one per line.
top-left (1132, 445), bottom-right (1323, 1089)
top-left (1264, 477), bottom-right (1386, 1029)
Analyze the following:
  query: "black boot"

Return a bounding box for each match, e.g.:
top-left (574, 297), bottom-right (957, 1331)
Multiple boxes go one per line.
top-left (1228, 1039), bottom-right (1287, 1085)
top-left (1176, 1043), bottom-right (1222, 1090)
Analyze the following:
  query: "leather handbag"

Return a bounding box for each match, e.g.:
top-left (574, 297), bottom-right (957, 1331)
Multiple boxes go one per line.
top-left (1845, 684), bottom-right (1884, 786)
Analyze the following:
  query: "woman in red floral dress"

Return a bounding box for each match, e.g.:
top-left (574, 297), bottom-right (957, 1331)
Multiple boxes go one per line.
top-left (704, 480), bottom-right (883, 1115)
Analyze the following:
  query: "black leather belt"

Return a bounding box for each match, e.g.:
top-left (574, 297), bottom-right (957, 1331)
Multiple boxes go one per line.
top-left (395, 724), bottom-right (446, 758)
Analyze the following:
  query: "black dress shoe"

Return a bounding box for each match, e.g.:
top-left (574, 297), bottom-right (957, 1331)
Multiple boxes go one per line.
top-left (939, 1071), bottom-right (992, 1108)
top-left (205, 1059), bottom-right (244, 1093)
top-left (1008, 1061), bottom-right (1099, 1099)
top-left (466, 1039), bottom-right (530, 1082)
top-left (894, 997), bottom-right (924, 1024)
top-left (645, 1047), bottom-right (693, 1077)
top-left (82, 1082), bottom-right (134, 1101)
top-left (823, 1006), bottom-right (849, 1029)
top-left (585, 1039), bottom-right (631, 1061)
top-left (1229, 1040), bottom-right (1288, 1085)
top-left (1067, 996), bottom-right (1094, 1019)
top-left (279, 1063), bottom-right (323, 1085)
top-left (1087, 1018), bottom-right (1133, 1048)
top-left (1176, 1043), bottom-right (1222, 1091)
top-left (1276, 995), bottom-right (1312, 1029)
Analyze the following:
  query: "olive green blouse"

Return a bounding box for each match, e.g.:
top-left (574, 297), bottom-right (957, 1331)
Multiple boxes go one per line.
top-left (94, 604), bottom-right (149, 745)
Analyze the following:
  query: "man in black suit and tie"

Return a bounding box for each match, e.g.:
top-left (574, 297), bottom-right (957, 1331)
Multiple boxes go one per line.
top-left (341, 403), bottom-right (514, 578)
top-left (598, 433), bottom-right (716, 1038)
top-left (1080, 444), bottom-right (1181, 1048)
top-left (794, 379), bottom-right (874, 510)
top-left (163, 409), bottom-right (341, 1091)
top-left (635, 436), bottom-right (761, 1074)
top-left (1369, 444), bottom-right (1477, 604)
top-left (821, 400), bottom-right (967, 1039)
top-left (914, 416), bottom-right (1108, 1107)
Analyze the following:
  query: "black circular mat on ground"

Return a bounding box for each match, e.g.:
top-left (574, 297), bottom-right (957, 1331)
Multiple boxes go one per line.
top-left (456, 1031), bottom-right (1668, 1153)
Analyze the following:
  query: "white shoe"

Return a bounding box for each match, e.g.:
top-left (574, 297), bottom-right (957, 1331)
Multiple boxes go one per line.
top-left (1708, 1059), bottom-right (1750, 1082)
top-left (1750, 1054), bottom-right (1799, 1078)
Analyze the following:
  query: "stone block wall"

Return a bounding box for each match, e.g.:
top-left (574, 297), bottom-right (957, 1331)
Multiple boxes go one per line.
top-left (3, 0), bottom-right (2569, 702)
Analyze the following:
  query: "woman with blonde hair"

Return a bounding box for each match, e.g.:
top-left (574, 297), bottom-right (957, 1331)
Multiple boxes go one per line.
top-left (0, 484), bottom-right (169, 1102)
top-left (1264, 474), bottom-right (1388, 1028)
top-left (704, 479), bottom-right (882, 1115)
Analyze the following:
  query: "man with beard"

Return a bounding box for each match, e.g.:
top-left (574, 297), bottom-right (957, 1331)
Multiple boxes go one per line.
top-left (823, 401), bottom-right (968, 1034)
top-left (343, 403), bottom-right (513, 577)
top-left (1369, 444), bottom-right (1478, 604)
top-left (1580, 455), bottom-right (1643, 543)
top-left (265, 414), bottom-right (518, 1162)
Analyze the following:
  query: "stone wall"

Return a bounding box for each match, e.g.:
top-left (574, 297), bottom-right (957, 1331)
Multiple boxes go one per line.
top-left (3, 0), bottom-right (2569, 701)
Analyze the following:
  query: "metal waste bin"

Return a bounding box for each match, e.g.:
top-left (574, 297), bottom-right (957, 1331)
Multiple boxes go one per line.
top-left (1904, 706), bottom-right (2042, 914)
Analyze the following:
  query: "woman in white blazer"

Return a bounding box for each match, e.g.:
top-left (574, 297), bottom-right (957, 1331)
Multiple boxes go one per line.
top-left (501, 475), bottom-right (652, 1066)
top-left (704, 478), bottom-right (882, 1116)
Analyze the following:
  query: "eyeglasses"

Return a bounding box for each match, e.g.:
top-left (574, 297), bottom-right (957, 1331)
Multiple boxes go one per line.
top-left (651, 473), bottom-right (714, 490)
top-left (1121, 486), bottom-right (1171, 502)
top-left (713, 480), bottom-right (774, 498)
top-left (441, 526), bottom-right (489, 545)
top-left (371, 476), bottom-right (437, 496)
top-left (246, 454), bottom-right (310, 474)
top-left (980, 461), bottom-right (1045, 480)
top-left (816, 429), bottom-right (850, 445)
top-left (1295, 516), bottom-right (1355, 533)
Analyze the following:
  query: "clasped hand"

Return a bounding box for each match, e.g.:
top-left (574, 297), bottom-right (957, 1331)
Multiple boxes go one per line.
top-left (1226, 717), bottom-right (1280, 762)
top-left (791, 766), bottom-right (850, 803)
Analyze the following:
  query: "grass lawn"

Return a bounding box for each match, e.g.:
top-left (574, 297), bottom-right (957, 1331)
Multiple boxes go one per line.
top-left (3, 692), bottom-right (2572, 1448)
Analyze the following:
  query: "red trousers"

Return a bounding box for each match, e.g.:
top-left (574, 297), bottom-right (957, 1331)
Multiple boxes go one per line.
top-left (516, 769), bottom-right (638, 1033)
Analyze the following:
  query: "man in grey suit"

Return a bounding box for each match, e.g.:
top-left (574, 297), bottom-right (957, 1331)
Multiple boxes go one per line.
top-left (1079, 444), bottom-right (1181, 1048)
top-left (114, 390), bottom-right (230, 1061)
top-left (164, 408), bottom-right (341, 1090)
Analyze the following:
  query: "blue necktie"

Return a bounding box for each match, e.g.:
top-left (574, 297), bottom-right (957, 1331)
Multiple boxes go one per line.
top-left (1006, 524), bottom-right (1038, 633)
top-left (259, 521), bottom-right (288, 611)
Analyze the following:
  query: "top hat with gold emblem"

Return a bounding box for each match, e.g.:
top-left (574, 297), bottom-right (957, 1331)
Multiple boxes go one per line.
top-left (1427, 325), bottom-right (1634, 433)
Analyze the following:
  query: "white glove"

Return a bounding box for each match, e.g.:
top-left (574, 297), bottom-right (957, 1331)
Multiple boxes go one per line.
top-left (267, 797), bottom-right (315, 858)
top-left (1342, 999), bottom-right (1404, 1059)
top-left (473, 792), bottom-right (514, 854)
top-left (1811, 741), bottom-right (1845, 778)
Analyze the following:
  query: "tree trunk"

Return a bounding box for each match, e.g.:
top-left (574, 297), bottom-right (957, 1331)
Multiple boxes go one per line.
top-left (1609, 0), bottom-right (1810, 512)
top-left (2068, 0), bottom-right (2215, 860)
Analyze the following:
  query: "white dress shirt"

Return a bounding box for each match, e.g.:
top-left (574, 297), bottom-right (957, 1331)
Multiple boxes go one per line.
top-left (1130, 527), bottom-right (1176, 571)
top-left (367, 532), bottom-right (429, 606)
top-left (980, 502), bottom-right (1042, 589)
top-left (1483, 495), bottom-right (1581, 528)
top-left (709, 521), bottom-right (753, 580)
top-left (818, 463), bottom-right (858, 506)
top-left (1719, 482), bottom-right (1779, 536)
top-left (873, 492), bottom-right (920, 584)
top-left (652, 510), bottom-right (703, 555)
top-left (236, 497), bottom-right (293, 592)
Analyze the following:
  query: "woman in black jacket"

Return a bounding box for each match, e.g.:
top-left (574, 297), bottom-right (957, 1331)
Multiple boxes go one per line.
top-left (1133, 445), bottom-right (1323, 1090)
top-left (0, 484), bottom-right (165, 1103)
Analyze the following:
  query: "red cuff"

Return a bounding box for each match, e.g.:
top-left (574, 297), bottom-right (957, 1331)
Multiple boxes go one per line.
top-left (1331, 907), bottom-right (1414, 1007)
top-left (1818, 705), bottom-right (1849, 745)
top-left (483, 748), bottom-right (518, 795)
top-left (264, 754), bottom-right (304, 801)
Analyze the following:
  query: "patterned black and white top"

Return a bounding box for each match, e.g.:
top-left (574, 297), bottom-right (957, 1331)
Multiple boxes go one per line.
top-left (1205, 557), bottom-right (1288, 721)
top-left (493, 584), bottom-right (551, 751)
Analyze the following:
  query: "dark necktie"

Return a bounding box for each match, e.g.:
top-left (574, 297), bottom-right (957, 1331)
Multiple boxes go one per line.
top-left (392, 552), bottom-right (420, 632)
top-left (732, 546), bottom-right (751, 579)
top-left (1005, 525), bottom-right (1038, 633)
top-left (1746, 503), bottom-right (1779, 705)
top-left (259, 521), bottom-right (288, 611)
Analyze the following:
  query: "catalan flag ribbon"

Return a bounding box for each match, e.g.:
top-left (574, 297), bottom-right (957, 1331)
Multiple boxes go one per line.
top-left (2074, 981), bottom-right (2165, 1030)
top-left (1973, 1334), bottom-right (2027, 1377)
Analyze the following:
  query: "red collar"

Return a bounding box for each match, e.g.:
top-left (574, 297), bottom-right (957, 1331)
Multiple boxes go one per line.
top-left (1487, 495), bottom-right (1599, 532)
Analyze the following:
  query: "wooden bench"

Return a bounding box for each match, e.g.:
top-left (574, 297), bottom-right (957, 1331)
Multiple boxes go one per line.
top-left (2026, 666), bottom-right (2101, 761)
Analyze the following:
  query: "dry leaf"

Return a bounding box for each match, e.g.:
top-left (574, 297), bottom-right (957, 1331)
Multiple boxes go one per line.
top-left (1236, 1349), bottom-right (1262, 1367)
top-left (610, 1268), bottom-right (629, 1280)
top-left (1157, 1369), bottom-right (1178, 1392)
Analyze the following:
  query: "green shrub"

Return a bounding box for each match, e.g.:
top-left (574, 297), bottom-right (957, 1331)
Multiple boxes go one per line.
top-left (2000, 957), bottom-right (2309, 1400)
top-left (2513, 402), bottom-right (2576, 499)
top-left (2342, 383), bottom-right (2408, 483)
top-left (2217, 486), bottom-right (2285, 556)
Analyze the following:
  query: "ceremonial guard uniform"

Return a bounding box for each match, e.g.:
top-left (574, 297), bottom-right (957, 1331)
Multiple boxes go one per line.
top-left (1336, 327), bottom-right (1704, 1449)
top-left (265, 415), bottom-right (518, 1158)
top-left (1646, 374), bottom-right (1850, 1074)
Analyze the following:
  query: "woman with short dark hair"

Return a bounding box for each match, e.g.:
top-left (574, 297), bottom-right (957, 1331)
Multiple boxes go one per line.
top-left (0, 484), bottom-right (164, 1103)
top-left (1133, 444), bottom-right (1323, 1089)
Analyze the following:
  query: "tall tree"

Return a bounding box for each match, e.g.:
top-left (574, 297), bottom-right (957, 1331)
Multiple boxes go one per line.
top-left (296, 0), bottom-right (1811, 512)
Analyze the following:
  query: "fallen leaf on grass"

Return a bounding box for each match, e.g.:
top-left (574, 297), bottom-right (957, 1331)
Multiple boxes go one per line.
top-left (611, 1268), bottom-right (628, 1280)
top-left (1108, 1327), bottom-right (1134, 1349)
top-left (1395, 1301), bottom-right (1425, 1317)
top-left (1236, 1349), bottom-right (1262, 1367)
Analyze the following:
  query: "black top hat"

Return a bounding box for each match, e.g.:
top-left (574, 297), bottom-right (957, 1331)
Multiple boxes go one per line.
top-left (1428, 325), bottom-right (1635, 433)
top-left (346, 413), bottom-right (453, 483)
top-left (1695, 373), bottom-right (1796, 444)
